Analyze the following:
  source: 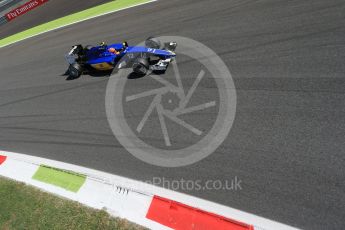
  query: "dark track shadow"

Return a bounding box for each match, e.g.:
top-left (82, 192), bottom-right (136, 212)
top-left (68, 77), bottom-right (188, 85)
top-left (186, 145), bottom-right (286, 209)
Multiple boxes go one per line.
top-left (127, 72), bottom-right (146, 79)
top-left (62, 68), bottom-right (112, 81)
top-left (61, 70), bottom-right (69, 76)
top-left (66, 74), bottom-right (81, 81)
top-left (88, 69), bottom-right (113, 78)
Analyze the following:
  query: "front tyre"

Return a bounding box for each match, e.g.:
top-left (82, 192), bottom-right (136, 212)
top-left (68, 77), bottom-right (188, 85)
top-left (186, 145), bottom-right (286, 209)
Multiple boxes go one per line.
top-left (132, 58), bottom-right (149, 75)
top-left (145, 37), bottom-right (161, 49)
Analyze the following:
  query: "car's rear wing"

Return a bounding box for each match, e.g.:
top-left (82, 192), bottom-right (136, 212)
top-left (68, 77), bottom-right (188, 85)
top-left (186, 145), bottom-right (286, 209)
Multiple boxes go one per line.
top-left (65, 45), bottom-right (83, 64)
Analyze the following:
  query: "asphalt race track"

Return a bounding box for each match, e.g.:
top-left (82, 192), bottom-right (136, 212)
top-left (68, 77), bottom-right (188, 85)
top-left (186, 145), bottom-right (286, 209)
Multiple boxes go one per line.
top-left (0, 0), bottom-right (345, 229)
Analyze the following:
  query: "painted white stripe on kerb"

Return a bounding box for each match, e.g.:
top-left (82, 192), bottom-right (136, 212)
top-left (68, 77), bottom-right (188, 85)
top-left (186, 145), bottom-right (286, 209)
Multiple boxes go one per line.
top-left (0, 0), bottom-right (158, 48)
top-left (77, 178), bottom-right (170, 229)
top-left (0, 158), bottom-right (38, 182)
top-left (0, 152), bottom-right (169, 230)
top-left (0, 150), bottom-right (299, 230)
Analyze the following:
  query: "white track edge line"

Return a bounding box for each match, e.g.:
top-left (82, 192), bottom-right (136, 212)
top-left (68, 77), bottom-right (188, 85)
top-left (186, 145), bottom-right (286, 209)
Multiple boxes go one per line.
top-left (0, 0), bottom-right (158, 48)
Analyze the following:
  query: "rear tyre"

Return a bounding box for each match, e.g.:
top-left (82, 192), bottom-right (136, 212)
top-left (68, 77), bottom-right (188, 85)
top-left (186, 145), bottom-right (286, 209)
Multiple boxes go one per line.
top-left (145, 37), bottom-right (161, 49)
top-left (84, 45), bottom-right (93, 51)
top-left (133, 58), bottom-right (149, 75)
top-left (68, 63), bottom-right (83, 78)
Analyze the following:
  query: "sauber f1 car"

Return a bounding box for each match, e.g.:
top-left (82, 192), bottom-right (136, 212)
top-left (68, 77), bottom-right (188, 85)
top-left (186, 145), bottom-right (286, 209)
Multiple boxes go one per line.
top-left (65, 37), bottom-right (177, 78)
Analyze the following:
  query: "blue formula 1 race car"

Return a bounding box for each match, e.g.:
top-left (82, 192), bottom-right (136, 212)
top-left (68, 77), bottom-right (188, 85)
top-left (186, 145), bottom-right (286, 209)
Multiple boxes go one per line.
top-left (65, 37), bottom-right (177, 78)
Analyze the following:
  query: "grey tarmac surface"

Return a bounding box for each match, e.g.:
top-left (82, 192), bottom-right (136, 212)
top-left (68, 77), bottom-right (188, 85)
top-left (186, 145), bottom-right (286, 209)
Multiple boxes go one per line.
top-left (0, 0), bottom-right (345, 229)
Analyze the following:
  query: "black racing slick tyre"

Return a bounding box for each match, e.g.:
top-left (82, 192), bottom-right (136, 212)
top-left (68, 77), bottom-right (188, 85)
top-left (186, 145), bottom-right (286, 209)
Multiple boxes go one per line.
top-left (133, 58), bottom-right (149, 75)
top-left (145, 37), bottom-right (161, 49)
top-left (68, 63), bottom-right (82, 78)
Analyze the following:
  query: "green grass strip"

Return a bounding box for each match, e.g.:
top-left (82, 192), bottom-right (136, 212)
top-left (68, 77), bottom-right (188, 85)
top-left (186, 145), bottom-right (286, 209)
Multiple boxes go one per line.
top-left (32, 165), bottom-right (86, 192)
top-left (0, 177), bottom-right (145, 229)
top-left (0, 0), bottom-right (152, 48)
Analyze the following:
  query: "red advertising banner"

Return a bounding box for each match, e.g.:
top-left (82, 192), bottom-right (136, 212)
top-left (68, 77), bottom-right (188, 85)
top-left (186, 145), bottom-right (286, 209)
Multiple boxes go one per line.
top-left (6, 0), bottom-right (48, 21)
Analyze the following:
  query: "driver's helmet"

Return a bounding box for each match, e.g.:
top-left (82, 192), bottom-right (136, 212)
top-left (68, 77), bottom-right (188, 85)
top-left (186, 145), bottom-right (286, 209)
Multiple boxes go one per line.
top-left (108, 47), bottom-right (116, 53)
top-left (122, 41), bottom-right (128, 48)
top-left (108, 47), bottom-right (119, 55)
top-left (100, 41), bottom-right (106, 46)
